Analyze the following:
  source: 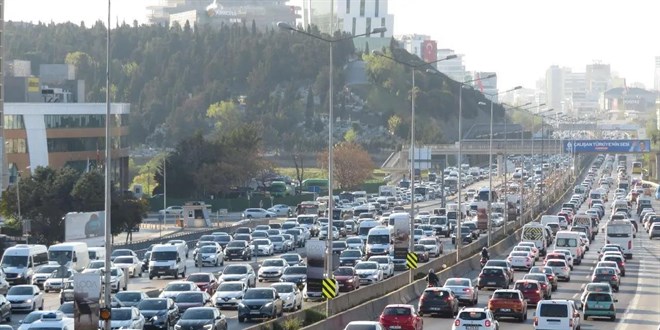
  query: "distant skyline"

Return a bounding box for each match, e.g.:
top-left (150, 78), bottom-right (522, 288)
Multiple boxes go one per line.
top-left (5, 0), bottom-right (660, 91)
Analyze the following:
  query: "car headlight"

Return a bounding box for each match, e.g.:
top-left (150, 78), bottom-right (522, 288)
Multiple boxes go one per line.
top-left (263, 302), bottom-right (273, 310)
top-left (174, 325), bottom-right (181, 330)
top-left (152, 315), bottom-right (159, 322)
top-left (203, 325), bottom-right (213, 330)
top-left (26, 299), bottom-right (32, 304)
top-left (238, 303), bottom-right (246, 309)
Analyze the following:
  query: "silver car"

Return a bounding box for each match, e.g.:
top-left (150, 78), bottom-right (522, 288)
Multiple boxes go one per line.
top-left (545, 259), bottom-right (571, 281)
top-left (269, 235), bottom-right (288, 253)
top-left (443, 278), bottom-right (478, 306)
top-left (212, 281), bottom-right (247, 309)
top-left (271, 282), bottom-right (302, 312)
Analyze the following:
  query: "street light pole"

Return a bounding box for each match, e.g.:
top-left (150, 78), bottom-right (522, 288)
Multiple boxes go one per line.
top-left (103, 1), bottom-right (112, 329)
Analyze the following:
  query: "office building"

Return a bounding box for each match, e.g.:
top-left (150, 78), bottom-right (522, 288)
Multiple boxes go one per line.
top-left (397, 34), bottom-right (431, 59)
top-left (655, 56), bottom-right (660, 91)
top-left (436, 48), bottom-right (465, 82)
top-left (292, 0), bottom-right (393, 38)
top-left (545, 65), bottom-right (564, 113)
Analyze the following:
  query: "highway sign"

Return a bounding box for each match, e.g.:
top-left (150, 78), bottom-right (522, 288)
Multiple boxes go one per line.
top-left (564, 139), bottom-right (651, 153)
top-left (322, 278), bottom-right (337, 299)
top-left (406, 252), bottom-right (418, 269)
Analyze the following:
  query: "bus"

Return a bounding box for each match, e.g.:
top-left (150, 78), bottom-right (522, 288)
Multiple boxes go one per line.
top-left (477, 187), bottom-right (498, 202)
top-left (606, 220), bottom-right (634, 259)
top-left (268, 181), bottom-right (292, 197)
top-left (301, 178), bottom-right (328, 193)
top-left (632, 161), bottom-right (642, 175)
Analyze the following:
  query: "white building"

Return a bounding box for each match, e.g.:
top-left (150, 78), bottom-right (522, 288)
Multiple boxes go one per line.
top-left (436, 48), bottom-right (465, 82)
top-left (654, 56), bottom-right (660, 91)
top-left (545, 65), bottom-right (564, 113)
top-left (292, 0), bottom-right (393, 38)
top-left (396, 34), bottom-right (430, 59)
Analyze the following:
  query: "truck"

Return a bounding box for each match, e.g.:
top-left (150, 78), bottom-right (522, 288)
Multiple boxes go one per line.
top-left (379, 185), bottom-right (397, 197)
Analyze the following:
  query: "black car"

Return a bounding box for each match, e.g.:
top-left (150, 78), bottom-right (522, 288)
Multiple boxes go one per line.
top-left (138, 298), bottom-right (180, 330)
top-left (484, 260), bottom-right (515, 284)
top-left (224, 240), bottom-right (252, 261)
top-left (142, 251), bottom-right (151, 273)
top-left (213, 235), bottom-right (232, 249)
top-left (339, 249), bottom-right (363, 266)
top-left (451, 226), bottom-right (474, 245)
top-left (417, 287), bottom-right (459, 317)
top-left (175, 307), bottom-right (227, 330)
top-left (477, 267), bottom-right (509, 290)
top-left (237, 288), bottom-right (283, 322)
top-left (280, 266), bottom-right (307, 287)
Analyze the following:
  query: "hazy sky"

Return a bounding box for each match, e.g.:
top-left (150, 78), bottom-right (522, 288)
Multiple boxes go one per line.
top-left (5, 0), bottom-right (660, 91)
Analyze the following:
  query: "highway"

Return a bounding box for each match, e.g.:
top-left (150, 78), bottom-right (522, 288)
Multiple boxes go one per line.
top-left (6, 176), bottom-right (505, 329)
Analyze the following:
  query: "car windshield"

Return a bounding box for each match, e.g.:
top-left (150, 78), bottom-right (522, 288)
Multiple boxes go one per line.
top-left (1, 255), bottom-right (28, 267)
top-left (547, 261), bottom-right (565, 267)
top-left (218, 283), bottom-right (243, 291)
top-left (445, 279), bottom-right (469, 286)
top-left (383, 307), bottom-right (411, 316)
top-left (187, 274), bottom-right (211, 282)
top-left (200, 235), bottom-right (215, 242)
top-left (515, 282), bottom-right (538, 290)
top-left (88, 261), bottom-right (104, 269)
top-left (355, 263), bottom-right (377, 270)
top-left (458, 311), bottom-right (487, 320)
top-left (419, 239), bottom-right (435, 245)
top-left (181, 309), bottom-right (214, 320)
top-left (48, 250), bottom-right (72, 262)
top-left (539, 304), bottom-right (568, 317)
top-left (493, 291), bottom-right (519, 299)
top-left (58, 303), bottom-right (74, 314)
top-left (164, 283), bottom-right (191, 291)
top-left (422, 290), bottom-right (450, 299)
top-left (21, 312), bottom-right (46, 324)
top-left (138, 299), bottom-right (167, 310)
top-left (284, 267), bottom-right (306, 274)
top-left (556, 238), bottom-right (578, 247)
top-left (115, 292), bottom-right (143, 302)
top-left (200, 246), bottom-right (217, 253)
top-left (36, 265), bottom-right (59, 274)
top-left (334, 268), bottom-right (354, 276)
top-left (215, 236), bottom-right (231, 242)
top-left (511, 252), bottom-right (528, 257)
top-left (111, 250), bottom-right (131, 257)
top-left (342, 250), bottom-right (361, 257)
top-left (244, 289), bottom-right (274, 300)
top-left (595, 268), bottom-right (615, 275)
top-left (262, 260), bottom-right (284, 267)
top-left (524, 275), bottom-right (546, 282)
top-left (8, 286), bottom-right (33, 295)
top-left (272, 285), bottom-right (294, 293)
top-left (281, 255), bottom-right (299, 262)
top-left (223, 266), bottom-right (248, 275)
top-left (414, 245), bottom-right (426, 251)
top-left (482, 268), bottom-right (502, 275)
top-left (114, 257), bottom-right (134, 264)
top-left (346, 238), bottom-right (362, 244)
top-left (227, 241), bottom-right (246, 248)
top-left (253, 239), bottom-right (270, 245)
top-left (370, 257), bottom-right (387, 264)
top-left (152, 251), bottom-right (177, 261)
top-left (175, 293), bottom-right (203, 303)
top-left (111, 309), bottom-right (132, 320)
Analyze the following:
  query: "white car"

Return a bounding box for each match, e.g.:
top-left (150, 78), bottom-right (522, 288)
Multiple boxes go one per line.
top-left (319, 226), bottom-right (339, 240)
top-left (44, 268), bottom-right (76, 293)
top-left (452, 307), bottom-right (498, 330)
top-left (213, 281), bottom-right (248, 309)
top-left (6, 285), bottom-right (44, 311)
top-left (102, 267), bottom-right (128, 293)
top-left (113, 256), bottom-right (143, 278)
top-left (158, 281), bottom-right (200, 300)
top-left (271, 282), bottom-right (302, 312)
top-left (17, 311), bottom-right (59, 330)
top-left (268, 204), bottom-right (292, 217)
top-left (107, 307), bottom-right (145, 330)
top-left (577, 232), bottom-right (590, 250)
top-left (159, 206), bottom-right (184, 216)
top-left (418, 238), bottom-right (442, 257)
top-left (242, 208), bottom-right (276, 219)
top-left (167, 240), bottom-right (190, 258)
top-left (31, 265), bottom-right (60, 288)
top-left (280, 253), bottom-right (304, 266)
top-left (345, 237), bottom-right (365, 251)
top-left (512, 245), bottom-right (537, 261)
top-left (218, 264), bottom-right (257, 288)
top-left (517, 242), bottom-right (540, 259)
top-left (413, 229), bottom-right (424, 243)
top-left (250, 239), bottom-right (274, 256)
top-left (507, 251), bottom-right (535, 271)
top-left (354, 261), bottom-right (384, 285)
top-left (196, 245), bottom-right (225, 267)
top-left (83, 260), bottom-right (110, 274)
top-left (368, 256), bottom-right (395, 278)
top-left (258, 258), bottom-right (288, 282)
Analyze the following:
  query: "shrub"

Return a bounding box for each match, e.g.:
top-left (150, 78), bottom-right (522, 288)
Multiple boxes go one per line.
top-left (303, 308), bottom-right (326, 326)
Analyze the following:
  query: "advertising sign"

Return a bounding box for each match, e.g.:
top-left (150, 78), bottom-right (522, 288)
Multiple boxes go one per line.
top-left (27, 77), bottom-right (40, 92)
top-left (306, 240), bottom-right (325, 281)
top-left (422, 40), bottom-right (438, 63)
top-left (392, 214), bottom-right (411, 260)
top-left (73, 273), bottom-right (102, 330)
top-left (564, 139), bottom-right (651, 153)
top-left (64, 211), bottom-right (105, 246)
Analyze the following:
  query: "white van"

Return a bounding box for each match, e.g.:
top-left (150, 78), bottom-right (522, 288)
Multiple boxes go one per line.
top-left (534, 299), bottom-right (582, 330)
top-left (149, 243), bottom-right (187, 279)
top-left (541, 215), bottom-right (568, 229)
top-left (572, 214), bottom-right (595, 240)
top-left (606, 220), bottom-right (634, 259)
top-left (553, 231), bottom-right (583, 265)
top-left (521, 223), bottom-right (549, 256)
top-left (87, 247), bottom-right (105, 261)
top-left (0, 244), bottom-right (48, 285)
top-left (358, 220), bottom-right (381, 243)
top-left (366, 226), bottom-right (394, 257)
top-left (48, 242), bottom-right (89, 272)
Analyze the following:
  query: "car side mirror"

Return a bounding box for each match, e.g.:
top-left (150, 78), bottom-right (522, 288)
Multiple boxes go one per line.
top-left (34, 292), bottom-right (39, 296)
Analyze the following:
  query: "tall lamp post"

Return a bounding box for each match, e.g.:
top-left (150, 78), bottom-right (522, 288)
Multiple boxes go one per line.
top-left (103, 1), bottom-right (113, 329)
top-left (373, 51), bottom-right (457, 282)
top-left (277, 21), bottom-right (386, 290)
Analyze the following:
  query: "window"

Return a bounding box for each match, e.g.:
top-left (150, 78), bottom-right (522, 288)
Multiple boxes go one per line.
top-left (4, 115), bottom-right (25, 129)
top-left (365, 17), bottom-right (371, 35)
top-left (346, 0), bottom-right (350, 14)
top-left (44, 114), bottom-right (129, 129)
top-left (539, 304), bottom-right (568, 317)
top-left (6, 139), bottom-right (27, 153)
top-left (33, 252), bottom-right (49, 266)
top-left (374, 0), bottom-right (379, 17)
top-left (359, 0), bottom-right (365, 17)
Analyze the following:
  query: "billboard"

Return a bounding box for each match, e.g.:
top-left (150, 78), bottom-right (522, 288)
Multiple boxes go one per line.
top-left (27, 77), bottom-right (40, 92)
top-left (564, 139), bottom-right (651, 153)
top-left (422, 40), bottom-right (438, 63)
top-left (65, 211), bottom-right (105, 247)
top-left (73, 273), bottom-right (102, 330)
top-left (392, 214), bottom-right (411, 260)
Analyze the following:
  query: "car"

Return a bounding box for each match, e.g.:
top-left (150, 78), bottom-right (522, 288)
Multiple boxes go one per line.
top-left (218, 264), bottom-right (257, 288)
top-left (159, 281), bottom-right (200, 300)
top-left (580, 282), bottom-right (613, 305)
top-left (529, 266), bottom-right (558, 291)
top-left (443, 278), bottom-right (478, 306)
top-left (650, 223), bottom-right (660, 239)
top-left (196, 245), bottom-right (225, 267)
top-left (279, 253), bottom-right (304, 267)
top-left (242, 208), bottom-right (276, 219)
top-left (83, 260), bottom-right (109, 274)
top-left (413, 244), bottom-right (430, 262)
top-left (522, 274), bottom-right (552, 299)
top-left (175, 306), bottom-right (227, 330)
top-left (484, 260), bottom-right (515, 284)
top-left (173, 291), bottom-right (212, 313)
top-left (517, 242), bottom-right (540, 259)
top-left (544, 259), bottom-right (571, 282)
top-left (111, 291), bottom-right (149, 308)
top-left (601, 254), bottom-right (626, 276)
top-left (108, 307), bottom-right (146, 329)
top-left (418, 238), bottom-right (443, 257)
top-left (6, 285), bottom-right (44, 312)
top-left (534, 299), bottom-right (583, 330)
top-left (43, 268), bottom-right (76, 293)
top-left (102, 267), bottom-right (128, 293)
top-left (583, 291), bottom-right (617, 321)
top-left (591, 267), bottom-right (620, 291)
top-left (237, 288), bottom-right (283, 322)
top-left (213, 281), bottom-right (248, 309)
top-left (258, 258), bottom-right (288, 282)
top-left (31, 265), bottom-right (60, 288)
top-left (451, 307), bottom-right (498, 330)
top-left (333, 266), bottom-right (360, 292)
top-left (159, 206), bottom-right (184, 216)
top-left (269, 235), bottom-right (290, 253)
top-left (513, 280), bottom-right (543, 305)
top-left (417, 287), bottom-right (459, 317)
top-left (477, 267), bottom-right (509, 290)
top-left (507, 251), bottom-right (534, 271)
top-left (339, 249), bottom-right (364, 267)
top-left (110, 249), bottom-right (137, 262)
top-left (513, 245), bottom-right (538, 260)
top-left (0, 296), bottom-right (10, 323)
top-left (547, 250), bottom-right (574, 269)
top-left (57, 301), bottom-right (74, 318)
top-left (319, 225), bottom-right (340, 240)
top-left (355, 261), bottom-right (384, 285)
top-left (113, 255), bottom-right (143, 277)
top-left (138, 298), bottom-right (179, 330)
top-left (344, 321), bottom-right (384, 330)
top-left (187, 272), bottom-right (219, 295)
top-left (346, 237), bottom-right (365, 251)
top-left (272, 282), bottom-right (303, 312)
top-left (167, 239), bottom-right (190, 258)
top-left (368, 256), bottom-right (395, 279)
top-left (487, 289), bottom-right (528, 322)
top-left (17, 311), bottom-right (60, 330)
top-left (268, 204), bottom-right (292, 217)
top-left (596, 261), bottom-right (622, 277)
top-left (250, 239), bottom-right (274, 256)
top-left (379, 304), bottom-right (423, 330)
top-left (224, 240), bottom-right (252, 261)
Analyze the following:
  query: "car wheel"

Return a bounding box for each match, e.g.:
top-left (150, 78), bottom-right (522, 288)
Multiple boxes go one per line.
top-left (238, 316), bottom-right (245, 323)
top-left (149, 275), bottom-right (154, 280)
top-left (174, 272), bottom-right (179, 279)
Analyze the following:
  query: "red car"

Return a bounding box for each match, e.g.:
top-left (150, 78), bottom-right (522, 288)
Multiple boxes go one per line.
top-left (557, 212), bottom-right (572, 225)
top-left (513, 280), bottom-right (543, 305)
top-left (186, 272), bottom-right (219, 295)
top-left (333, 267), bottom-right (360, 292)
top-left (379, 304), bottom-right (424, 330)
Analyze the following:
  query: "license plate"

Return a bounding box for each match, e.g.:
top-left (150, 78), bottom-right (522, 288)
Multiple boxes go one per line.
top-left (488, 282), bottom-right (496, 285)
top-left (250, 311), bottom-right (261, 315)
top-left (466, 326), bottom-right (479, 330)
top-left (338, 283), bottom-right (344, 287)
top-left (430, 307), bottom-right (441, 310)
top-left (500, 308), bottom-right (511, 312)
top-left (360, 279), bottom-right (369, 283)
top-left (390, 327), bottom-right (401, 330)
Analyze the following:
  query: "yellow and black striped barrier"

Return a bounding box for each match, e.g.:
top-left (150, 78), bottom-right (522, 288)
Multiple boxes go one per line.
top-left (322, 278), bottom-right (337, 299)
top-left (406, 252), bottom-right (418, 269)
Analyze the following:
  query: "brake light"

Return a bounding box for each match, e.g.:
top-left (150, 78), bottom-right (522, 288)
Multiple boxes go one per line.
top-left (479, 274), bottom-right (484, 278)
top-left (507, 257), bottom-right (512, 261)
top-left (485, 320), bottom-right (492, 327)
top-left (454, 319), bottom-right (461, 327)
top-left (563, 267), bottom-right (569, 271)
top-left (463, 288), bottom-right (472, 292)
top-left (534, 316), bottom-right (538, 326)
top-left (612, 275), bottom-right (618, 280)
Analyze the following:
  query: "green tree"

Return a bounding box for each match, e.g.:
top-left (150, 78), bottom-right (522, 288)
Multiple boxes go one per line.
top-left (71, 171), bottom-right (105, 211)
top-left (111, 192), bottom-right (149, 243)
top-left (344, 128), bottom-right (358, 142)
top-left (206, 100), bottom-right (243, 133)
top-left (387, 115), bottom-right (401, 135)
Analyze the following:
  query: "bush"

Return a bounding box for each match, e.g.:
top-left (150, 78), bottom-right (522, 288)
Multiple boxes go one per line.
top-left (303, 308), bottom-right (326, 326)
top-left (413, 271), bottom-right (427, 280)
top-left (277, 317), bottom-right (303, 330)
